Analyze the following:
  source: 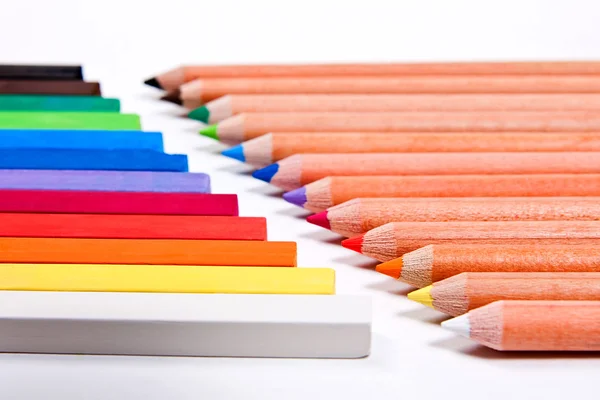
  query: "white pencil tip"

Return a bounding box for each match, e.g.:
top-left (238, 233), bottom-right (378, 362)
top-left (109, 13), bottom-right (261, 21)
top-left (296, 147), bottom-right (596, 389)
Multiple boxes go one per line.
top-left (441, 314), bottom-right (470, 338)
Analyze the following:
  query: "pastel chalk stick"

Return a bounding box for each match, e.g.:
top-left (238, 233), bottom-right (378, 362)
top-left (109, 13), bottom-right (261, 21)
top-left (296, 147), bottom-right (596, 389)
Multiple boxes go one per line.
top-left (0, 149), bottom-right (188, 172)
top-left (0, 291), bottom-right (371, 358)
top-left (0, 112), bottom-right (140, 130)
top-left (0, 170), bottom-right (210, 192)
top-left (0, 129), bottom-right (163, 151)
top-left (0, 95), bottom-right (119, 112)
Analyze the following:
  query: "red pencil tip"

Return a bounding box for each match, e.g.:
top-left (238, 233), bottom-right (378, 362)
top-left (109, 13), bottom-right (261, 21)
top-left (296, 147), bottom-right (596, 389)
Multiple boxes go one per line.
top-left (307, 211), bottom-right (330, 229)
top-left (341, 235), bottom-right (364, 253)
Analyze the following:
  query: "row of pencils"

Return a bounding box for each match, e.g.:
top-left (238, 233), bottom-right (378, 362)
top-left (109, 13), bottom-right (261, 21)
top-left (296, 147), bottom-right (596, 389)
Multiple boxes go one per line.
top-left (147, 60), bottom-right (600, 352)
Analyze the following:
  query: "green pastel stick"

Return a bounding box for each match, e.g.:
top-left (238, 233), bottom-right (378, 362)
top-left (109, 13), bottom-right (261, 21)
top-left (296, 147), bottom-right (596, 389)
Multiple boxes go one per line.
top-left (0, 112), bottom-right (141, 130)
top-left (0, 95), bottom-right (120, 112)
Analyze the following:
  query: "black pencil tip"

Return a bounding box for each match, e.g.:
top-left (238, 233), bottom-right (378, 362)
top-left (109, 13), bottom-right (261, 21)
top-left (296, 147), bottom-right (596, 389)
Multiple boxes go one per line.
top-left (144, 77), bottom-right (162, 89)
top-left (161, 89), bottom-right (182, 105)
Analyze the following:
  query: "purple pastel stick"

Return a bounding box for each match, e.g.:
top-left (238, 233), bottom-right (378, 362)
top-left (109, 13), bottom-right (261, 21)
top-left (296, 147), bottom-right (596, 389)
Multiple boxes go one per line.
top-left (0, 170), bottom-right (210, 193)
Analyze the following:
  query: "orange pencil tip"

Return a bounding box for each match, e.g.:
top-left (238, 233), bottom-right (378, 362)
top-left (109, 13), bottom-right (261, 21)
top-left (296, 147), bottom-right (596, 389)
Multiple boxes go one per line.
top-left (341, 235), bottom-right (364, 253)
top-left (375, 259), bottom-right (403, 280)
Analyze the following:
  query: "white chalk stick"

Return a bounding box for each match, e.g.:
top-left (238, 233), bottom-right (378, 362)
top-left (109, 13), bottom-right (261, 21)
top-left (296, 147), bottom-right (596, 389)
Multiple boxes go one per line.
top-left (0, 291), bottom-right (371, 358)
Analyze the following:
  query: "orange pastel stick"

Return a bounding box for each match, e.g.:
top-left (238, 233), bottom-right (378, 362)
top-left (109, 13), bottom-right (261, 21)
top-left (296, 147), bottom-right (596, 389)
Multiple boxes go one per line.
top-left (409, 272), bottom-right (600, 316)
top-left (288, 175), bottom-right (600, 212)
top-left (314, 197), bottom-right (600, 237)
top-left (376, 244), bottom-right (600, 287)
top-left (0, 237), bottom-right (296, 267)
top-left (177, 75), bottom-right (600, 107)
top-left (256, 152), bottom-right (600, 191)
top-left (342, 220), bottom-right (600, 262)
top-left (234, 132), bottom-right (600, 167)
top-left (194, 93), bottom-right (600, 122)
top-left (205, 111), bottom-right (600, 142)
top-left (442, 300), bottom-right (600, 351)
top-left (147, 61), bottom-right (600, 91)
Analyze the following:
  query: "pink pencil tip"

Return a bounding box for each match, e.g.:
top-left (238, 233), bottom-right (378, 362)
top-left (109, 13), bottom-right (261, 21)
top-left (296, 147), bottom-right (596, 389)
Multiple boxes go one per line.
top-left (341, 235), bottom-right (364, 253)
top-left (307, 211), bottom-right (330, 230)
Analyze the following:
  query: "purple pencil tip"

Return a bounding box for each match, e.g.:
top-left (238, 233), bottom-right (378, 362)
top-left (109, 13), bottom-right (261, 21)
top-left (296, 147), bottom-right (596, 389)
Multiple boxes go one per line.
top-left (283, 187), bottom-right (307, 207)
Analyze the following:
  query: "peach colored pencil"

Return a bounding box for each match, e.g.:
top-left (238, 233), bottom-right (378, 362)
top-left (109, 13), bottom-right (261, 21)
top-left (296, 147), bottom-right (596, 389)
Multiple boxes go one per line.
top-left (200, 111), bottom-right (600, 142)
top-left (146, 61), bottom-right (600, 92)
top-left (376, 243), bottom-right (600, 287)
top-left (310, 197), bottom-right (600, 237)
top-left (342, 220), bottom-right (600, 262)
top-left (225, 132), bottom-right (600, 167)
top-left (173, 75), bottom-right (600, 108)
top-left (253, 152), bottom-right (600, 191)
top-left (442, 300), bottom-right (600, 351)
top-left (408, 272), bottom-right (600, 316)
top-left (189, 93), bottom-right (600, 122)
top-left (285, 175), bottom-right (600, 213)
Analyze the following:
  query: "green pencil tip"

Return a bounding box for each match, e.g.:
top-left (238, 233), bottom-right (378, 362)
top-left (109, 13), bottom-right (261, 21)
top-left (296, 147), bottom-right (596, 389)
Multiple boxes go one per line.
top-left (188, 106), bottom-right (210, 123)
top-left (199, 125), bottom-right (219, 140)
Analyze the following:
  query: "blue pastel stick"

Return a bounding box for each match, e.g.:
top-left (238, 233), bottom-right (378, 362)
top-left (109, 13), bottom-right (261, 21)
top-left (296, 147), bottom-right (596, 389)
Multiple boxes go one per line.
top-left (0, 129), bottom-right (164, 151)
top-left (0, 149), bottom-right (188, 172)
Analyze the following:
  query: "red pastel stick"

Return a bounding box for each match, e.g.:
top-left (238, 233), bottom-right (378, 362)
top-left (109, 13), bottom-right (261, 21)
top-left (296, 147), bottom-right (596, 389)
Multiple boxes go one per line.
top-left (0, 213), bottom-right (266, 241)
top-left (0, 190), bottom-right (238, 216)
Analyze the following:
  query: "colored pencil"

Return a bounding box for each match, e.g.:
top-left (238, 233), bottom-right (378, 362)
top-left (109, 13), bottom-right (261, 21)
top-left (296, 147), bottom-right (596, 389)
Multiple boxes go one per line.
top-left (408, 272), bottom-right (600, 316)
top-left (0, 213), bottom-right (266, 241)
top-left (0, 95), bottom-right (119, 111)
top-left (442, 300), bottom-right (600, 351)
top-left (284, 175), bottom-right (600, 212)
top-left (0, 170), bottom-right (211, 193)
top-left (0, 64), bottom-right (83, 80)
top-left (191, 93), bottom-right (600, 122)
top-left (200, 112), bottom-right (600, 142)
top-left (0, 112), bottom-right (140, 130)
top-left (146, 61), bottom-right (600, 91)
top-left (0, 237), bottom-right (294, 267)
top-left (342, 220), bottom-right (600, 262)
top-left (0, 80), bottom-right (100, 95)
top-left (377, 244), bottom-right (600, 287)
top-left (224, 132), bottom-right (600, 167)
top-left (253, 153), bottom-right (600, 191)
top-left (312, 197), bottom-right (600, 237)
top-left (0, 291), bottom-right (371, 358)
top-left (175, 76), bottom-right (600, 108)
top-left (0, 263), bottom-right (333, 294)
top-left (0, 129), bottom-right (163, 151)
top-left (0, 190), bottom-right (237, 215)
top-left (0, 149), bottom-right (188, 172)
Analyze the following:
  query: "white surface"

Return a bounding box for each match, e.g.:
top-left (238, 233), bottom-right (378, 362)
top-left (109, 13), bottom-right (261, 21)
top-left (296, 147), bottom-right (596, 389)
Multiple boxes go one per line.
top-left (2, 0), bottom-right (600, 398)
top-left (0, 292), bottom-right (370, 358)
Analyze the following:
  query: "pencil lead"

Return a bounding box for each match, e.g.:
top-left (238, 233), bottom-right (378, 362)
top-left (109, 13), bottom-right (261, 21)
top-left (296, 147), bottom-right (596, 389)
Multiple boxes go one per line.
top-left (307, 211), bottom-right (330, 230)
top-left (441, 315), bottom-right (470, 338)
top-left (160, 89), bottom-right (182, 105)
top-left (407, 286), bottom-right (434, 308)
top-left (144, 77), bottom-right (162, 90)
top-left (252, 163), bottom-right (279, 183)
top-left (198, 125), bottom-right (219, 140)
top-left (283, 187), bottom-right (307, 207)
top-left (375, 258), bottom-right (403, 280)
top-left (222, 145), bottom-right (246, 162)
top-left (341, 235), bottom-right (364, 253)
top-left (188, 106), bottom-right (210, 123)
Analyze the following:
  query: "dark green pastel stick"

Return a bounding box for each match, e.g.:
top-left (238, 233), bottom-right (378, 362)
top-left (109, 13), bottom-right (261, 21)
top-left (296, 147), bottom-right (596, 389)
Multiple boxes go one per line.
top-left (0, 95), bottom-right (120, 112)
top-left (0, 112), bottom-right (140, 130)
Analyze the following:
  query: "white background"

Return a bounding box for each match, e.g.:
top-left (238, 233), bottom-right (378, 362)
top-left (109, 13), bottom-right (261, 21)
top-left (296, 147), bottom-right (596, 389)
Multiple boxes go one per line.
top-left (1, 0), bottom-right (600, 398)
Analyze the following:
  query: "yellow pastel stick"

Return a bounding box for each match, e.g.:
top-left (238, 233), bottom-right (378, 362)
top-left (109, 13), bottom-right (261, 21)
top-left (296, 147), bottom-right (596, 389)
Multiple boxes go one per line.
top-left (0, 264), bottom-right (335, 295)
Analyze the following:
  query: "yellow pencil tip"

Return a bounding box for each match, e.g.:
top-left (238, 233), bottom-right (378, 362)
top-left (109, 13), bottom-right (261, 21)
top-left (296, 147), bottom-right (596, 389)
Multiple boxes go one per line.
top-left (407, 286), bottom-right (434, 308)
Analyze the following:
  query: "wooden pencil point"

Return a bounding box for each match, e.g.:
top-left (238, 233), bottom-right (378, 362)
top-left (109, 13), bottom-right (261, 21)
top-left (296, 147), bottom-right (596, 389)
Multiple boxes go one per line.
top-left (407, 286), bottom-right (434, 308)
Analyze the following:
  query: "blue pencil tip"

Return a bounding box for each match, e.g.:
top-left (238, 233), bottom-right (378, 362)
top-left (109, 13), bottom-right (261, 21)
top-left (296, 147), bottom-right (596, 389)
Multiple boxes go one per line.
top-left (222, 145), bottom-right (246, 162)
top-left (252, 163), bottom-right (279, 183)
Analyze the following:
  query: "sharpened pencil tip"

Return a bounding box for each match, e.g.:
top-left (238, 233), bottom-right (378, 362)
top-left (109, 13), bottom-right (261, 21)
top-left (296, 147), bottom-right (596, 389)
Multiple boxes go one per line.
top-left (252, 163), bottom-right (279, 183)
top-left (442, 315), bottom-right (470, 338)
top-left (341, 235), bottom-right (364, 253)
top-left (375, 258), bottom-right (403, 280)
top-left (188, 106), bottom-right (210, 123)
top-left (199, 125), bottom-right (219, 140)
top-left (307, 211), bottom-right (331, 230)
top-left (283, 187), bottom-right (307, 207)
top-left (161, 89), bottom-right (182, 105)
top-left (407, 286), bottom-right (434, 308)
top-left (222, 145), bottom-right (246, 162)
top-left (144, 77), bottom-right (162, 89)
